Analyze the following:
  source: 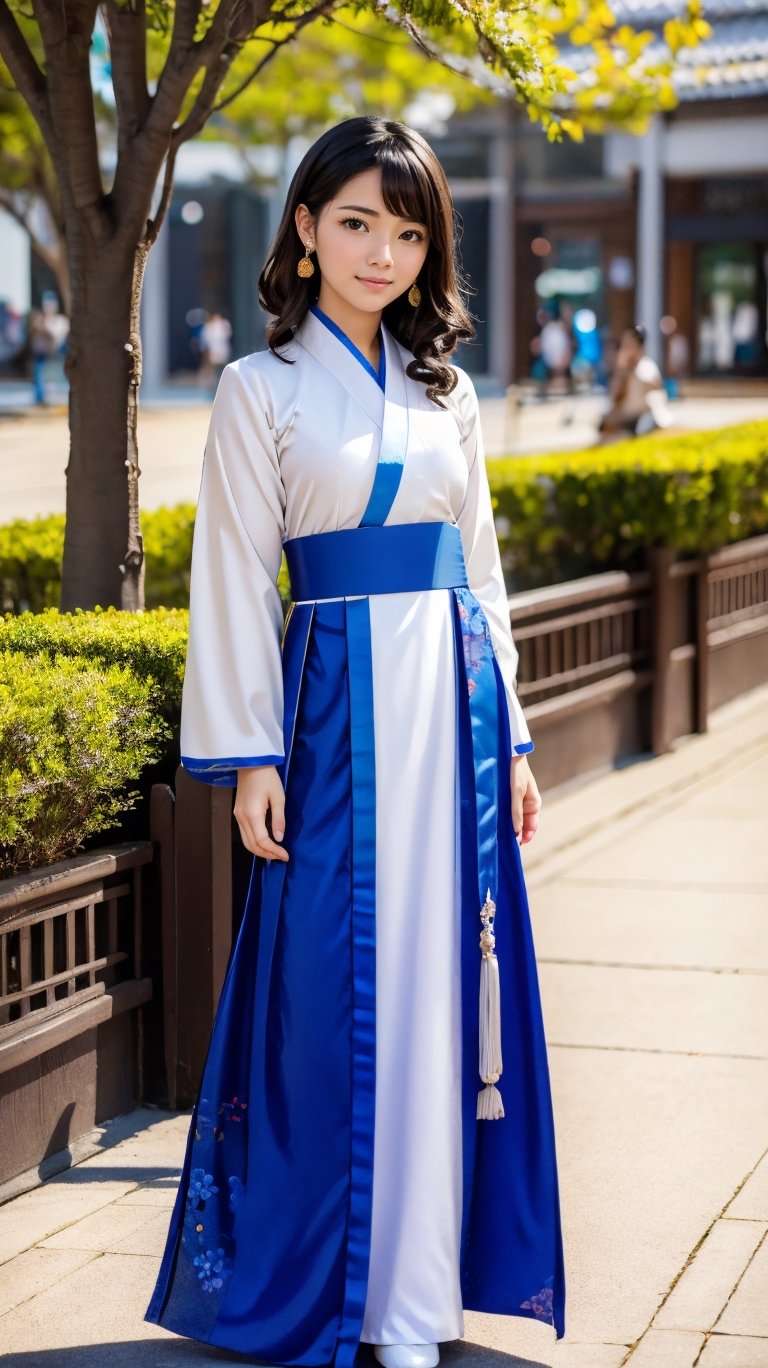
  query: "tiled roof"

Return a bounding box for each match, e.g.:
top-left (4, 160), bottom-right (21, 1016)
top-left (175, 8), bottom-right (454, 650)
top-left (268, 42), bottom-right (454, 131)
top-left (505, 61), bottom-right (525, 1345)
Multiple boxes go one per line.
top-left (563, 0), bottom-right (768, 100)
top-left (612, 0), bottom-right (767, 19)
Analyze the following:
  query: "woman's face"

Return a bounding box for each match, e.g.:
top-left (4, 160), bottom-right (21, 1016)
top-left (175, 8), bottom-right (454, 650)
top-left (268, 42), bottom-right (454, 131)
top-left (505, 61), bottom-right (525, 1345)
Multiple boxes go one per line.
top-left (295, 167), bottom-right (430, 323)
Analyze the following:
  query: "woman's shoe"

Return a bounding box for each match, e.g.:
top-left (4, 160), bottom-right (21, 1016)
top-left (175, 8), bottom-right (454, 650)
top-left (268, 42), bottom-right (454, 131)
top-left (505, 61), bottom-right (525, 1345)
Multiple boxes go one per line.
top-left (373, 1345), bottom-right (440, 1368)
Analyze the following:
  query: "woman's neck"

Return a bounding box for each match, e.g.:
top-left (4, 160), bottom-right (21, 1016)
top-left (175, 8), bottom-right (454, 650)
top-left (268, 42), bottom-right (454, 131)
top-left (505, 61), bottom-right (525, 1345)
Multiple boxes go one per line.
top-left (314, 292), bottom-right (382, 367)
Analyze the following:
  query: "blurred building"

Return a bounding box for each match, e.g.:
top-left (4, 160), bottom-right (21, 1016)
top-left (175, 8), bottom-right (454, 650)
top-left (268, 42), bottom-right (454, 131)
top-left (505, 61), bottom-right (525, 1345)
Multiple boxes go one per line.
top-left (1, 0), bottom-right (766, 392)
top-left (504, 0), bottom-right (768, 385)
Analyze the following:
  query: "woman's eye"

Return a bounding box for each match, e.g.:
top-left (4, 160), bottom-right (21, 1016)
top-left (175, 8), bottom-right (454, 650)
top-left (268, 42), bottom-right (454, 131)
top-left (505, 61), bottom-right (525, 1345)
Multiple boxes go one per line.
top-left (342, 217), bottom-right (368, 232)
top-left (401, 229), bottom-right (425, 242)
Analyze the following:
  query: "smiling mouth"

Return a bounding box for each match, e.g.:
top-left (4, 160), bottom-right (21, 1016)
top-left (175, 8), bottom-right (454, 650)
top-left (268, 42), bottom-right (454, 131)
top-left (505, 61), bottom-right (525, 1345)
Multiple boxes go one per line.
top-left (357, 276), bottom-right (392, 286)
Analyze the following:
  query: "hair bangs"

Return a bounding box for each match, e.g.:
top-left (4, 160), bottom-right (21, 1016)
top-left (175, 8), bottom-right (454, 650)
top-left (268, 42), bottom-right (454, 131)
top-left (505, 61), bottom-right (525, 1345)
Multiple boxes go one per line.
top-left (376, 143), bottom-right (437, 231)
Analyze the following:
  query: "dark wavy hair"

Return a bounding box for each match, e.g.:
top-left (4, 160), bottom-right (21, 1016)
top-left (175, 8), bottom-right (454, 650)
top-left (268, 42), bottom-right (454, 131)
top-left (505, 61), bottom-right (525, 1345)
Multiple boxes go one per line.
top-left (258, 117), bottom-right (475, 403)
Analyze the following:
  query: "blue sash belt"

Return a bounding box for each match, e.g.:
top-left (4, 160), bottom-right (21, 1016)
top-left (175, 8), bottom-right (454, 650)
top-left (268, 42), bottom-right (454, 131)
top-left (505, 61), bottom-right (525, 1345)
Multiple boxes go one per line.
top-left (284, 521), bottom-right (468, 601)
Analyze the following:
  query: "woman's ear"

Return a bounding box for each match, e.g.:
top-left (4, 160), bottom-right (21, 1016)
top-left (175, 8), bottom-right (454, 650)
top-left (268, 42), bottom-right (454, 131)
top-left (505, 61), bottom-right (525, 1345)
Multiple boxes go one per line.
top-left (294, 203), bottom-right (315, 248)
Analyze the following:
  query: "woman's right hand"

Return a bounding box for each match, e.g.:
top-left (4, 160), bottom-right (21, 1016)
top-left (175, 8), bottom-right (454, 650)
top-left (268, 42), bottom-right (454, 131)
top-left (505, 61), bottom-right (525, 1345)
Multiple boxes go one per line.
top-left (234, 766), bottom-right (289, 862)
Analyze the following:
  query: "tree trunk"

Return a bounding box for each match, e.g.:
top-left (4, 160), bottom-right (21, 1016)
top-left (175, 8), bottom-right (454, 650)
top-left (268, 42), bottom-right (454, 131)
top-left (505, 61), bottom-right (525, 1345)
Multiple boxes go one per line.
top-left (60, 236), bottom-right (137, 611)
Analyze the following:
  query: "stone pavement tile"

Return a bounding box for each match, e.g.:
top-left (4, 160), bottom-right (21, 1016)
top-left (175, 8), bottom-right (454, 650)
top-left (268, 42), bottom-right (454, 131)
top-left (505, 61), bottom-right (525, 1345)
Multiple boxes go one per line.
top-left (4, 1175), bottom-right (137, 1212)
top-left (0, 1189), bottom-right (137, 1262)
top-left (654, 1219), bottom-right (767, 1331)
top-left (108, 1208), bottom-right (174, 1256)
top-left (0, 1251), bottom-right (176, 1352)
top-left (0, 1111), bottom-right (185, 1209)
top-left (625, 1329), bottom-right (704, 1365)
top-left (462, 1310), bottom-right (558, 1364)
top-left (552, 1343), bottom-right (629, 1367)
top-left (40, 1112), bottom-right (190, 1189)
top-left (525, 691), bottom-right (768, 879)
top-left (715, 1232), bottom-right (768, 1336)
top-left (531, 884), bottom-right (768, 974)
top-left (2, 1341), bottom-right (225, 1368)
top-left (40, 1202), bottom-right (160, 1251)
top-left (549, 1049), bottom-right (768, 1344)
top-left (571, 810), bottom-right (768, 888)
top-left (74, 1111), bottom-right (191, 1163)
top-left (151, 1348), bottom-right (250, 1368)
top-left (677, 760), bottom-right (767, 814)
top-left (540, 961), bottom-right (768, 1058)
top-left (727, 1152), bottom-right (768, 1221)
top-left (0, 1246), bottom-right (97, 1316)
top-left (697, 1334), bottom-right (768, 1367)
top-left (114, 1184), bottom-right (178, 1208)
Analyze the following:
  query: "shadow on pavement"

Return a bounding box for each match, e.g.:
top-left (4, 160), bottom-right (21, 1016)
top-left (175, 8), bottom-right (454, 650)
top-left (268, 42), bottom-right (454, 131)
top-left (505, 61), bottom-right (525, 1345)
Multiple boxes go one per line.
top-left (3, 1341), bottom-right (552, 1368)
top-left (39, 1165), bottom-right (181, 1187)
top-left (443, 1340), bottom-right (552, 1367)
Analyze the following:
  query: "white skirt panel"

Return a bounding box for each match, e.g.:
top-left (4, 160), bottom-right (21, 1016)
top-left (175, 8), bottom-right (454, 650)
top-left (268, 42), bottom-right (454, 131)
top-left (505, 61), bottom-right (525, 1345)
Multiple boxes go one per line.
top-left (360, 591), bottom-right (465, 1345)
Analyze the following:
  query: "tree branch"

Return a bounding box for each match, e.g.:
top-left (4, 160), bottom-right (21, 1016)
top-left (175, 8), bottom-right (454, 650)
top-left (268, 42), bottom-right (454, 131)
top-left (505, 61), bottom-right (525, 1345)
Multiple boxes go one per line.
top-left (102, 0), bottom-right (151, 145)
top-left (146, 0), bottom-right (267, 140)
top-left (149, 0), bottom-right (256, 137)
top-left (140, 0), bottom-right (333, 255)
top-left (144, 0), bottom-right (208, 140)
top-left (211, 0), bottom-right (335, 114)
top-left (0, 185), bottom-right (33, 234)
top-left (0, 0), bottom-right (53, 147)
top-left (143, 0), bottom-right (274, 246)
top-left (371, 0), bottom-right (509, 94)
top-left (194, 0), bottom-right (264, 60)
top-left (30, 0), bottom-right (108, 240)
top-left (169, 0), bottom-right (203, 52)
top-left (0, 186), bottom-right (62, 279)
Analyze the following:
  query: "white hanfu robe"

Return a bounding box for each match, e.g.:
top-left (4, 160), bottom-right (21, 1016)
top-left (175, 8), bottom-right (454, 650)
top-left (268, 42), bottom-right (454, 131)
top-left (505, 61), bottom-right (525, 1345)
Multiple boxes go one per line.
top-left (146, 309), bottom-right (565, 1363)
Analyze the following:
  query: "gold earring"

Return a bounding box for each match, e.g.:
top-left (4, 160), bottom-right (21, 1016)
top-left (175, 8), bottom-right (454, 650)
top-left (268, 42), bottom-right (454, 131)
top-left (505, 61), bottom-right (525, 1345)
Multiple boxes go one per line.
top-left (297, 242), bottom-right (315, 279)
top-left (408, 282), bottom-right (421, 308)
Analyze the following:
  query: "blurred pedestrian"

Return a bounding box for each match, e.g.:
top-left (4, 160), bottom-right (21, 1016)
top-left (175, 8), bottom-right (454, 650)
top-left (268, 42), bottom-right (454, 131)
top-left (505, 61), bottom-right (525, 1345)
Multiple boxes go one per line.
top-left (570, 308), bottom-right (601, 392)
top-left (598, 323), bottom-right (669, 442)
top-left (539, 308), bottom-right (572, 394)
top-left (0, 301), bottom-right (25, 374)
top-left (666, 329), bottom-right (690, 400)
top-left (199, 310), bottom-right (233, 391)
top-left (28, 292), bottom-right (69, 405)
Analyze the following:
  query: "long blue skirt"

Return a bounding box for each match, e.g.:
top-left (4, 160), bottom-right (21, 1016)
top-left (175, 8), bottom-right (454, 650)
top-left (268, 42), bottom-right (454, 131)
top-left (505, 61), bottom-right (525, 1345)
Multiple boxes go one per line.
top-left (145, 595), bottom-right (565, 1362)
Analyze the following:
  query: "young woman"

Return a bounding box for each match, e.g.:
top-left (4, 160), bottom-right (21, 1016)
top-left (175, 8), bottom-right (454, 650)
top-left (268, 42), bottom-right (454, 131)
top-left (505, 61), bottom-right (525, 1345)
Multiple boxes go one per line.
top-left (145, 116), bottom-right (565, 1367)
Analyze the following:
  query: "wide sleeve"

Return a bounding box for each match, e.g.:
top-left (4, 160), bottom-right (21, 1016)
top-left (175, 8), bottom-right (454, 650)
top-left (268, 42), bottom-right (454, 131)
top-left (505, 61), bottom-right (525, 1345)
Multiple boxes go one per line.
top-left (179, 360), bottom-right (287, 786)
top-left (453, 369), bottom-right (533, 756)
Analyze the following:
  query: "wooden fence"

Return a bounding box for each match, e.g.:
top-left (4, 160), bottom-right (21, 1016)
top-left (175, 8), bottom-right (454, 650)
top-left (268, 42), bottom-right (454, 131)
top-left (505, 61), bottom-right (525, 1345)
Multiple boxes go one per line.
top-left (511, 534), bottom-right (768, 790)
top-left (0, 844), bottom-right (155, 1189)
top-left (1, 533), bottom-right (766, 1152)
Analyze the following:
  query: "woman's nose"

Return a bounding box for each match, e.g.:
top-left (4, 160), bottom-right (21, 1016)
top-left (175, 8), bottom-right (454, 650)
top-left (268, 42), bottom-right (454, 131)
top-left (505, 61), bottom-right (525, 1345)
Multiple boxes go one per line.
top-left (367, 238), bottom-right (394, 267)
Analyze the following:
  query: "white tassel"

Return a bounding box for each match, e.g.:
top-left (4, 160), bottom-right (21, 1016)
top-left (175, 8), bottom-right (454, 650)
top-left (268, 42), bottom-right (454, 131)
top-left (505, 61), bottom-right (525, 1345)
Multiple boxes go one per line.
top-left (477, 889), bottom-right (505, 1120)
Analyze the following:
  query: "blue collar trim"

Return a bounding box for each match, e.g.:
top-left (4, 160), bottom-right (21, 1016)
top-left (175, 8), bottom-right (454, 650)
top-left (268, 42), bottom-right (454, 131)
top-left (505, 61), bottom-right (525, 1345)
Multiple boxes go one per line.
top-left (310, 305), bottom-right (386, 391)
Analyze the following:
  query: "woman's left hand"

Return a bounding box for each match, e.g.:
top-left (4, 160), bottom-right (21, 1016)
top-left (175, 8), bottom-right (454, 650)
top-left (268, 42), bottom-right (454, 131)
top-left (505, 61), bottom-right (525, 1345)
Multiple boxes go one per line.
top-left (511, 755), bottom-right (542, 846)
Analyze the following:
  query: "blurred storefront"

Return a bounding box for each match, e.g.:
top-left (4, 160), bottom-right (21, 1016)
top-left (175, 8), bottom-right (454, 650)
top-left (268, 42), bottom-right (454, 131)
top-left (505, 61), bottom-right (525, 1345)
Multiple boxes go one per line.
top-left (501, 0), bottom-right (768, 386)
top-left (509, 126), bottom-right (636, 389)
top-left (665, 176), bottom-right (768, 377)
top-left (4, 2), bottom-right (765, 393)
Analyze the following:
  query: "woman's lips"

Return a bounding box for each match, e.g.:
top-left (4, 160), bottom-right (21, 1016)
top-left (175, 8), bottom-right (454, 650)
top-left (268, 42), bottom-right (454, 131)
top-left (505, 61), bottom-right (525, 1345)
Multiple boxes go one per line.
top-left (357, 277), bottom-right (392, 289)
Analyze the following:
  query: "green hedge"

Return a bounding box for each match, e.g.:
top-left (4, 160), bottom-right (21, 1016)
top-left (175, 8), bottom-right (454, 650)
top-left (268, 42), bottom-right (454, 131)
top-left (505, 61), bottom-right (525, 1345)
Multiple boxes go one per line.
top-left (0, 649), bottom-right (169, 874)
top-left (2, 422), bottom-right (767, 603)
top-left (0, 503), bottom-right (292, 612)
top-left (0, 607), bottom-right (188, 723)
top-left (0, 505), bottom-right (196, 613)
top-left (488, 420), bottom-right (768, 586)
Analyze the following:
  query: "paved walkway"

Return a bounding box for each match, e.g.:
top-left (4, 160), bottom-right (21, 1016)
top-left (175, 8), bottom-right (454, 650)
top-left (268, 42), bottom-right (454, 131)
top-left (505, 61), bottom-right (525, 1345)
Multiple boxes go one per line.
top-left (1, 685), bottom-right (767, 1368)
top-left (2, 391), bottom-right (768, 521)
